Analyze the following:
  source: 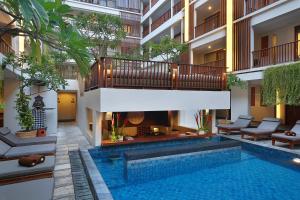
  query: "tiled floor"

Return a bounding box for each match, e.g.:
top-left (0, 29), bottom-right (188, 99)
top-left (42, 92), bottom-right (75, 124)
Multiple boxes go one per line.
top-left (221, 134), bottom-right (300, 155)
top-left (54, 122), bottom-right (92, 200)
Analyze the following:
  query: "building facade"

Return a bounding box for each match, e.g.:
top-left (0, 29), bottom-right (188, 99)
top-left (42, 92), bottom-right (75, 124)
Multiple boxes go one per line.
top-left (1, 0), bottom-right (299, 146)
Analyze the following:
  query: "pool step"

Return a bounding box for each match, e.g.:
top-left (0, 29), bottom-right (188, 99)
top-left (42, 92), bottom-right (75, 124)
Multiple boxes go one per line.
top-left (124, 140), bottom-right (241, 183)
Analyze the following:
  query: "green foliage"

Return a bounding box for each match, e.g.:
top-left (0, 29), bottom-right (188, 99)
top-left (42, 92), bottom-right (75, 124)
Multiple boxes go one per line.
top-left (4, 53), bottom-right (67, 130)
top-left (114, 46), bottom-right (149, 61)
top-left (262, 62), bottom-right (300, 106)
top-left (74, 13), bottom-right (126, 60)
top-left (15, 90), bottom-right (34, 131)
top-left (0, 0), bottom-right (91, 75)
top-left (226, 73), bottom-right (246, 90)
top-left (148, 36), bottom-right (188, 63)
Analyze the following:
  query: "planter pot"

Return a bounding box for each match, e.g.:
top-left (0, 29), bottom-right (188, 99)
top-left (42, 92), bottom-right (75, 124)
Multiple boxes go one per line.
top-left (118, 136), bottom-right (124, 142)
top-left (16, 130), bottom-right (37, 138)
top-left (198, 130), bottom-right (206, 135)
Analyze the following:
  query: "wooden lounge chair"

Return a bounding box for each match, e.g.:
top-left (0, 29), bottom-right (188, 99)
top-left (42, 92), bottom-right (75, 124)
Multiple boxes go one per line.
top-left (0, 156), bottom-right (55, 200)
top-left (0, 140), bottom-right (56, 160)
top-left (0, 127), bottom-right (57, 147)
top-left (217, 115), bottom-right (253, 134)
top-left (241, 118), bottom-right (280, 141)
top-left (272, 120), bottom-right (300, 149)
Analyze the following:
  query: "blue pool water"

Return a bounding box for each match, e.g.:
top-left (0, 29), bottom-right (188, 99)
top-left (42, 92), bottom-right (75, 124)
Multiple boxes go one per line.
top-left (89, 138), bottom-right (300, 200)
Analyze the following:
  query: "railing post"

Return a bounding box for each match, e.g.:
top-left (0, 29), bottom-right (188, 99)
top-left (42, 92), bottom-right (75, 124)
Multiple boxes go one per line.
top-left (98, 58), bottom-right (104, 88)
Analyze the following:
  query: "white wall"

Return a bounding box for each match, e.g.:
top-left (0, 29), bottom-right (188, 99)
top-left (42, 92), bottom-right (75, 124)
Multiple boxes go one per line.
top-left (4, 77), bottom-right (58, 135)
top-left (230, 86), bottom-right (250, 121)
top-left (99, 88), bottom-right (230, 112)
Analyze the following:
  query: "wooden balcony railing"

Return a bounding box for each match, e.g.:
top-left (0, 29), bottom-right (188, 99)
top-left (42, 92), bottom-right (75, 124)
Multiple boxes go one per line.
top-left (195, 12), bottom-right (221, 38)
top-left (173, 0), bottom-right (184, 15)
top-left (143, 4), bottom-right (149, 15)
top-left (0, 38), bottom-right (14, 55)
top-left (245, 0), bottom-right (279, 14)
top-left (74, 0), bottom-right (140, 13)
top-left (253, 40), bottom-right (300, 68)
top-left (151, 0), bottom-right (158, 7)
top-left (84, 57), bottom-right (227, 91)
top-left (151, 10), bottom-right (171, 31)
top-left (143, 26), bottom-right (150, 37)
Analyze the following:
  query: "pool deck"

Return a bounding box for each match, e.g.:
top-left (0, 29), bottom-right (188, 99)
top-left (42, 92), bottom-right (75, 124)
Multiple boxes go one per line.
top-left (221, 134), bottom-right (300, 156)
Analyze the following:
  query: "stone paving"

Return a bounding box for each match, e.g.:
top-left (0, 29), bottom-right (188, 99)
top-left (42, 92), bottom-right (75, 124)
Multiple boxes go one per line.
top-left (53, 123), bottom-right (92, 200)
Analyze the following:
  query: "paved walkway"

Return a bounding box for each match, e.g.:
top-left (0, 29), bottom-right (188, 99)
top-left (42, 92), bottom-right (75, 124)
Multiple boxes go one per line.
top-left (53, 123), bottom-right (92, 200)
top-left (222, 134), bottom-right (300, 155)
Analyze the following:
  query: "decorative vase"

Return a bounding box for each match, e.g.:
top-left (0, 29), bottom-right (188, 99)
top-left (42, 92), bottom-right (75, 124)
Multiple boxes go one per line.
top-left (198, 130), bottom-right (206, 135)
top-left (118, 135), bottom-right (124, 142)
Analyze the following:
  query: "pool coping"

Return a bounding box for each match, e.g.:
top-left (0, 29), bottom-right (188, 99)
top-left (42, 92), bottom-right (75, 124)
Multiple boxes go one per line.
top-left (80, 149), bottom-right (114, 200)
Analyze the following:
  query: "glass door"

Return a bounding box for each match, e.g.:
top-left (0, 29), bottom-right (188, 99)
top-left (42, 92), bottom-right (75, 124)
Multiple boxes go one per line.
top-left (294, 26), bottom-right (300, 60)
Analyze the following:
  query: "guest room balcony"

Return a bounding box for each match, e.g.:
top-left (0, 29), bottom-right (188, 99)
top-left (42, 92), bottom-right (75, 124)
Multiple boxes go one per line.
top-left (245, 0), bottom-right (279, 15)
top-left (84, 57), bottom-right (227, 91)
top-left (0, 38), bottom-right (13, 55)
top-left (253, 40), bottom-right (300, 68)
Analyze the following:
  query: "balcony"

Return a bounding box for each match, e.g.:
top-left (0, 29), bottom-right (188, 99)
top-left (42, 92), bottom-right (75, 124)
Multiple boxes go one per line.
top-left (73, 0), bottom-right (141, 13)
top-left (151, 10), bottom-right (171, 31)
top-left (143, 26), bottom-right (150, 37)
top-left (151, 0), bottom-right (159, 7)
top-left (0, 38), bottom-right (13, 55)
top-left (84, 57), bottom-right (226, 91)
top-left (173, 0), bottom-right (184, 15)
top-left (195, 12), bottom-right (221, 38)
top-left (143, 4), bottom-right (149, 15)
top-left (253, 40), bottom-right (300, 68)
top-left (245, 0), bottom-right (279, 14)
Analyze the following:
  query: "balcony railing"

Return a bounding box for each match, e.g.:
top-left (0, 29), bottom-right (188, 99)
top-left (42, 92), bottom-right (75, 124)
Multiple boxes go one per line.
top-left (173, 0), bottom-right (184, 15)
top-left (143, 26), bottom-right (150, 37)
top-left (143, 4), bottom-right (149, 15)
top-left (151, 10), bottom-right (171, 31)
top-left (74, 0), bottom-right (140, 13)
top-left (0, 38), bottom-right (13, 55)
top-left (253, 40), bottom-right (300, 68)
top-left (245, 0), bottom-right (279, 14)
top-left (84, 57), bottom-right (226, 91)
top-left (195, 12), bottom-right (221, 38)
top-left (151, 0), bottom-right (158, 7)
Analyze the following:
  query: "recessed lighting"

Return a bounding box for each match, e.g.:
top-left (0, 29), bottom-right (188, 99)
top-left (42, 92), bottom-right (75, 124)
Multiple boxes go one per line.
top-left (293, 158), bottom-right (300, 164)
top-left (208, 45), bottom-right (211, 49)
top-left (208, 6), bottom-right (212, 10)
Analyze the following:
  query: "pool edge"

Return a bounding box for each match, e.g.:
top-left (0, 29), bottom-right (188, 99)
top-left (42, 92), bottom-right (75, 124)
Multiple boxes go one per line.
top-left (80, 149), bottom-right (114, 200)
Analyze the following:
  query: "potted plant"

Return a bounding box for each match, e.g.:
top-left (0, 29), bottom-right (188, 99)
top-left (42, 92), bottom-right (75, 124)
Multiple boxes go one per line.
top-left (194, 110), bottom-right (212, 135)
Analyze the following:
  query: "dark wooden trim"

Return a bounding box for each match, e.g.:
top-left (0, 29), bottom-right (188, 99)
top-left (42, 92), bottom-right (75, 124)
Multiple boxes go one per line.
top-left (234, 0), bottom-right (245, 20)
top-left (0, 171), bottom-right (53, 186)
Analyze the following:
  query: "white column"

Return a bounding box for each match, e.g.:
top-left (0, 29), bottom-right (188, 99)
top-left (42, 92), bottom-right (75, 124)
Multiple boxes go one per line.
top-left (190, 49), bottom-right (193, 64)
top-left (93, 111), bottom-right (103, 146)
top-left (211, 110), bottom-right (217, 133)
top-left (231, 85), bottom-right (250, 121)
top-left (171, 0), bottom-right (174, 16)
top-left (170, 26), bottom-right (175, 38)
top-left (180, 19), bottom-right (184, 43)
top-left (149, 17), bottom-right (152, 32)
top-left (250, 27), bottom-right (255, 68)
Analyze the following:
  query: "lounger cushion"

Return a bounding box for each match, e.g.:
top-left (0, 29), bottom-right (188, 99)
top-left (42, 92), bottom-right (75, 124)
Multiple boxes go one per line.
top-left (0, 133), bottom-right (57, 147)
top-left (4, 144), bottom-right (56, 159)
top-left (0, 178), bottom-right (54, 200)
top-left (241, 128), bottom-right (274, 135)
top-left (272, 133), bottom-right (300, 141)
top-left (0, 127), bottom-right (11, 136)
top-left (217, 115), bottom-right (253, 130)
top-left (257, 118), bottom-right (280, 131)
top-left (0, 141), bottom-right (11, 156)
top-left (291, 122), bottom-right (300, 135)
top-left (0, 156), bottom-right (55, 179)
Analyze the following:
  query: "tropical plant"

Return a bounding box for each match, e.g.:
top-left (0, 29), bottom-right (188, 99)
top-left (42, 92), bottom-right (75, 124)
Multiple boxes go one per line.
top-left (0, 0), bottom-right (91, 75)
top-left (3, 53), bottom-right (67, 131)
top-left (74, 13), bottom-right (126, 60)
top-left (148, 36), bottom-right (188, 63)
top-left (194, 110), bottom-right (212, 133)
top-left (226, 73), bottom-right (246, 90)
top-left (262, 62), bottom-right (300, 106)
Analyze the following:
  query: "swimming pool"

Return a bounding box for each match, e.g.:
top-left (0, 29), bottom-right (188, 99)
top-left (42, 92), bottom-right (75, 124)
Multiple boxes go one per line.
top-left (89, 137), bottom-right (300, 200)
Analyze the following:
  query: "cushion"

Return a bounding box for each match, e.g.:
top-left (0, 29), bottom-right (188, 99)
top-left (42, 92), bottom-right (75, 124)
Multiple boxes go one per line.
top-left (0, 127), bottom-right (11, 136)
top-left (4, 144), bottom-right (56, 159)
top-left (239, 115), bottom-right (253, 120)
top-left (241, 128), bottom-right (274, 135)
top-left (0, 178), bottom-right (54, 200)
top-left (1, 134), bottom-right (57, 147)
top-left (0, 141), bottom-right (11, 157)
top-left (291, 124), bottom-right (300, 135)
top-left (0, 156), bottom-right (55, 179)
top-left (258, 118), bottom-right (280, 131)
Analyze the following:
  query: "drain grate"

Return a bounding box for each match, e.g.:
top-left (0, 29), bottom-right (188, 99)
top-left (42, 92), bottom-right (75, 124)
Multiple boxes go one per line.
top-left (69, 151), bottom-right (94, 200)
